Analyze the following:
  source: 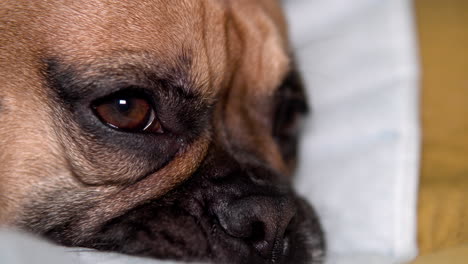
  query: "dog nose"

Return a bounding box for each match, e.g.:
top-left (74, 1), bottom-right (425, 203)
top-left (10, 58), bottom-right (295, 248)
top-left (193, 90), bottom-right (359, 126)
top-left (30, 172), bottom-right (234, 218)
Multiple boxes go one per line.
top-left (215, 195), bottom-right (296, 259)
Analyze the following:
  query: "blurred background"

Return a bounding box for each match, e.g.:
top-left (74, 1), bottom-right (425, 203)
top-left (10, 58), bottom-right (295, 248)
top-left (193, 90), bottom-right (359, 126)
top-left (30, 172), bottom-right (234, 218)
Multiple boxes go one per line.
top-left (415, 0), bottom-right (468, 256)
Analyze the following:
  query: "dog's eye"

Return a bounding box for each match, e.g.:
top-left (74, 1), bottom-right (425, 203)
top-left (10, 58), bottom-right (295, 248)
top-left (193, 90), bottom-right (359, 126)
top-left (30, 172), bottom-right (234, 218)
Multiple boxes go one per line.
top-left (273, 70), bottom-right (308, 161)
top-left (273, 71), bottom-right (308, 138)
top-left (92, 91), bottom-right (163, 133)
top-left (274, 99), bottom-right (306, 136)
top-left (273, 98), bottom-right (307, 141)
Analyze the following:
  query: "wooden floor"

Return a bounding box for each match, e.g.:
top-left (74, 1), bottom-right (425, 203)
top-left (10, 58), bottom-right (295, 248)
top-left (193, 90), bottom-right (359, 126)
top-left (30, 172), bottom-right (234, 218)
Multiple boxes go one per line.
top-left (415, 0), bottom-right (468, 255)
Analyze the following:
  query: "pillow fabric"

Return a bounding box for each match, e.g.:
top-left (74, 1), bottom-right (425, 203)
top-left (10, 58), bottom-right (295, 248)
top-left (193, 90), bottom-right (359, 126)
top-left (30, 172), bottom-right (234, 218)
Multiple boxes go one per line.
top-left (283, 0), bottom-right (421, 262)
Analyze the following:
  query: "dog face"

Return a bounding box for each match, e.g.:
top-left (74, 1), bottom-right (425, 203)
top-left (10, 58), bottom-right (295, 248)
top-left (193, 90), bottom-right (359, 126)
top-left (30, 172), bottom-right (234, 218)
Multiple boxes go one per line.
top-left (0, 0), bottom-right (324, 263)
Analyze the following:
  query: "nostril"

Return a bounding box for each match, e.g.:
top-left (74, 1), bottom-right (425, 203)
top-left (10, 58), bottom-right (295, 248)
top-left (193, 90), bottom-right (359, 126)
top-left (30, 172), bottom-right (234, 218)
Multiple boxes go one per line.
top-left (246, 221), bottom-right (265, 243)
top-left (251, 220), bottom-right (289, 260)
top-left (214, 196), bottom-right (296, 260)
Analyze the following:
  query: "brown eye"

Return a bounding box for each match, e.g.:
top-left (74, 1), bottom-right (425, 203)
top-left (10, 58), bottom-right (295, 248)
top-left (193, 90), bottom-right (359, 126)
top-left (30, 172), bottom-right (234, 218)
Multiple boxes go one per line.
top-left (92, 91), bottom-right (163, 133)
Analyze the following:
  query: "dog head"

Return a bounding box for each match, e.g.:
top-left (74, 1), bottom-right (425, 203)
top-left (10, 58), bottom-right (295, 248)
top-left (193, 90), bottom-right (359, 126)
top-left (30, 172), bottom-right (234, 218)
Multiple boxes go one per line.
top-left (0, 0), bottom-right (325, 263)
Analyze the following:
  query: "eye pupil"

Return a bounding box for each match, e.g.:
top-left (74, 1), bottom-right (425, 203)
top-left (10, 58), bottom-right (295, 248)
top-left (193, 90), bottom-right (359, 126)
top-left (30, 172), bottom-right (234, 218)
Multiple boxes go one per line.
top-left (92, 91), bottom-right (163, 133)
top-left (115, 99), bottom-right (133, 115)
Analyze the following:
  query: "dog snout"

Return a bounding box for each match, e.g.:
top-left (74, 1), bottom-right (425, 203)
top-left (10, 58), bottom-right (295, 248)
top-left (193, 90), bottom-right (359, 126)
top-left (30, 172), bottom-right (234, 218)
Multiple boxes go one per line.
top-left (215, 195), bottom-right (296, 260)
top-left (183, 145), bottom-right (314, 262)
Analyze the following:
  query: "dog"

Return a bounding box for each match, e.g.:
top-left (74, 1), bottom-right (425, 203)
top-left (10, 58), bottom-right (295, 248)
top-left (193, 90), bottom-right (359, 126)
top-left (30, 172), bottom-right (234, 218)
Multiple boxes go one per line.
top-left (0, 0), bottom-right (325, 263)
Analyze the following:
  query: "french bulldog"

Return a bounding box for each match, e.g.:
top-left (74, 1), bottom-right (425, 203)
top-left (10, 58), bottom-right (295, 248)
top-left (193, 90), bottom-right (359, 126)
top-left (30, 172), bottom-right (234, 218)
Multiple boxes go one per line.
top-left (0, 0), bottom-right (325, 263)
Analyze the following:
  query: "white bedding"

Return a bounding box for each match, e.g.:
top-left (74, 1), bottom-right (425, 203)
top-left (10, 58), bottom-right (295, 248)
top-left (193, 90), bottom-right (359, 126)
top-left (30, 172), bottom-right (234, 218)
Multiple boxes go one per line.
top-left (0, 1), bottom-right (420, 263)
top-left (286, 0), bottom-right (420, 263)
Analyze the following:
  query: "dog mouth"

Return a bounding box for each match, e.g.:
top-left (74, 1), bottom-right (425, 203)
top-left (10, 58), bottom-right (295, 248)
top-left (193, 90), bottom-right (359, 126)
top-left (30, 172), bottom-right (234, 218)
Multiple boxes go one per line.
top-left (72, 192), bottom-right (323, 264)
top-left (38, 187), bottom-right (325, 264)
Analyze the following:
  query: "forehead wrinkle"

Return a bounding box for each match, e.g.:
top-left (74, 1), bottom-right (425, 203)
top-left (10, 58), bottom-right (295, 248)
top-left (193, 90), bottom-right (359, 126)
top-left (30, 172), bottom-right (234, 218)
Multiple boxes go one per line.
top-left (185, 0), bottom-right (232, 102)
top-left (226, 0), bottom-right (290, 97)
top-left (36, 0), bottom-right (218, 102)
top-left (20, 0), bottom-right (287, 100)
top-left (30, 1), bottom-right (202, 61)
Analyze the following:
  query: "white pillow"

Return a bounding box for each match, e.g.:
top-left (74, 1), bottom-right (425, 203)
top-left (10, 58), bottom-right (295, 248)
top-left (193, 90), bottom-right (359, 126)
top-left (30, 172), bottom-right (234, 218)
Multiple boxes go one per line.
top-left (283, 0), bottom-right (420, 263)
